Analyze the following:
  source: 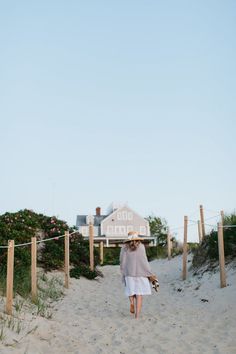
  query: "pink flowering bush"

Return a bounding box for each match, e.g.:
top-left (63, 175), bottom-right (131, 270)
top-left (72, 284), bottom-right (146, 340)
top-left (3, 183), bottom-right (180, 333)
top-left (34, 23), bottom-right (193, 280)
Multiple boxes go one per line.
top-left (0, 209), bottom-right (99, 296)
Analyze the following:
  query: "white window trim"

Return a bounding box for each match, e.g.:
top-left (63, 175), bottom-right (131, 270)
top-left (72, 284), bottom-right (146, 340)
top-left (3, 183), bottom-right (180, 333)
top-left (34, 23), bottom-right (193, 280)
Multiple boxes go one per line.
top-left (140, 226), bottom-right (146, 235)
top-left (128, 212), bottom-right (133, 220)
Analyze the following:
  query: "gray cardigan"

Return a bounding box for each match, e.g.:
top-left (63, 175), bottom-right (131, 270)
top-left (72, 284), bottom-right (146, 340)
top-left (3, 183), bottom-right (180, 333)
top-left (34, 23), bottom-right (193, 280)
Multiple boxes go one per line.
top-left (120, 243), bottom-right (153, 278)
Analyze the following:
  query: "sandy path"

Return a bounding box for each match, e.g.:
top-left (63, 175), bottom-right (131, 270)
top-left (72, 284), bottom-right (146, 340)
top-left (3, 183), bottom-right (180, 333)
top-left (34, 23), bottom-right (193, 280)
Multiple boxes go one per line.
top-left (1, 255), bottom-right (236, 354)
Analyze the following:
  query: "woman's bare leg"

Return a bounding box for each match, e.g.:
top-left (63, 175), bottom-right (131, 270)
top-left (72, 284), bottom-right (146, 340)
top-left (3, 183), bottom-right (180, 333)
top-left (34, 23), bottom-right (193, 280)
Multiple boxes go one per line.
top-left (135, 295), bottom-right (142, 319)
top-left (129, 296), bottom-right (135, 313)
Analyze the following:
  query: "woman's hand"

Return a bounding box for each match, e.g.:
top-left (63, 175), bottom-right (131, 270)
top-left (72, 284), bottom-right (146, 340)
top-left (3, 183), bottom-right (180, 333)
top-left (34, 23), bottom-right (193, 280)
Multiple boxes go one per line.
top-left (148, 274), bottom-right (157, 282)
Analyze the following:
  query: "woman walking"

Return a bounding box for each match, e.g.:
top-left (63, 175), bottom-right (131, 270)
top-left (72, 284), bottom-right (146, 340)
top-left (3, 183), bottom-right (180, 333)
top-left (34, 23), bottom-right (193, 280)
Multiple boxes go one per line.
top-left (120, 231), bottom-right (157, 319)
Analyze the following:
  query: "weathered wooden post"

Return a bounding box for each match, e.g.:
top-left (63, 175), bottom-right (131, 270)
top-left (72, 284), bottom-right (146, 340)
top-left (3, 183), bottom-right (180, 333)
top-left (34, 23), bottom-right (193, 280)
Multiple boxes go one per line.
top-left (220, 210), bottom-right (224, 225)
top-left (197, 220), bottom-right (203, 243)
top-left (170, 237), bottom-right (173, 253)
top-left (106, 238), bottom-right (109, 247)
top-left (167, 231), bottom-right (171, 260)
top-left (89, 223), bottom-right (94, 271)
top-left (64, 231), bottom-right (70, 289)
top-left (6, 240), bottom-right (14, 315)
top-left (100, 241), bottom-right (104, 265)
top-left (31, 237), bottom-right (37, 301)
top-left (200, 205), bottom-right (205, 238)
top-left (217, 222), bottom-right (226, 288)
top-left (182, 216), bottom-right (188, 280)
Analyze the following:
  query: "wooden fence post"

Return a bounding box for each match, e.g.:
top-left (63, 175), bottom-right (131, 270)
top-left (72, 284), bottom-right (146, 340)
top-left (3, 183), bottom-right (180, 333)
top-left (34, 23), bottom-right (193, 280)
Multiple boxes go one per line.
top-left (197, 220), bottom-right (203, 243)
top-left (200, 205), bottom-right (205, 238)
top-left (217, 222), bottom-right (226, 288)
top-left (6, 240), bottom-right (14, 315)
top-left (100, 241), bottom-right (104, 265)
top-left (220, 210), bottom-right (224, 225)
top-left (31, 237), bottom-right (37, 302)
top-left (89, 223), bottom-right (94, 271)
top-left (64, 231), bottom-right (70, 289)
top-left (167, 231), bottom-right (171, 260)
top-left (182, 216), bottom-right (188, 280)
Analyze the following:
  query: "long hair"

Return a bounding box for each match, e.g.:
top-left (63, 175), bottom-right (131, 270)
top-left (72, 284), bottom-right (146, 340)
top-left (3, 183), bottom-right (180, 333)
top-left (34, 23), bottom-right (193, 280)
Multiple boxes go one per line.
top-left (127, 240), bottom-right (141, 251)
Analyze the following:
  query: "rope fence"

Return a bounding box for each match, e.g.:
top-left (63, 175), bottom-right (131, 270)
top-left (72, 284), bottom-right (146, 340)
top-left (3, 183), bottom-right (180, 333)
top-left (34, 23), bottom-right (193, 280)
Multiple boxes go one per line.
top-left (0, 216), bottom-right (235, 249)
top-left (204, 214), bottom-right (221, 221)
top-left (1, 230), bottom-right (80, 315)
top-left (0, 230), bottom-right (78, 249)
top-left (1, 204), bottom-right (235, 315)
top-left (179, 205), bottom-right (235, 290)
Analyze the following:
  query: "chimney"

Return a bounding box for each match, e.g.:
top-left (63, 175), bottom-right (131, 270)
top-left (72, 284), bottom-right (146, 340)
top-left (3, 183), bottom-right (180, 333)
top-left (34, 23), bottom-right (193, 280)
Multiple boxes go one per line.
top-left (96, 207), bottom-right (101, 216)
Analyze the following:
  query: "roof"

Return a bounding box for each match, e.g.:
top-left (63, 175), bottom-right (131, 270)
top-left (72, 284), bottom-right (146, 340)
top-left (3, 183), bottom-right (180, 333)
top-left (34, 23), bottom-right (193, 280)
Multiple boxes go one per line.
top-left (93, 215), bottom-right (107, 226)
top-left (76, 215), bottom-right (87, 226)
top-left (76, 215), bottom-right (107, 227)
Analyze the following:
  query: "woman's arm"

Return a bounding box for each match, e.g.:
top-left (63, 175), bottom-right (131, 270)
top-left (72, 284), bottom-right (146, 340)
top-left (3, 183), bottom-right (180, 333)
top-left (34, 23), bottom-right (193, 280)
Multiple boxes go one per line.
top-left (119, 246), bottom-right (126, 283)
top-left (119, 246), bottom-right (125, 272)
top-left (139, 243), bottom-right (154, 276)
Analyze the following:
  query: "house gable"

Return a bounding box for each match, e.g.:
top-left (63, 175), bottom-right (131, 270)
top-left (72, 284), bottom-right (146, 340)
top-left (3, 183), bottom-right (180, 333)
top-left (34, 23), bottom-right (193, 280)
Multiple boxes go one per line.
top-left (101, 206), bottom-right (150, 237)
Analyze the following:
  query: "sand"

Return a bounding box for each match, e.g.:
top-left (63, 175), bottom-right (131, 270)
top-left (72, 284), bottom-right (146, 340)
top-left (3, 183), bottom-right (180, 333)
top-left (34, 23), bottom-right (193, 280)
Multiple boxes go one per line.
top-left (0, 255), bottom-right (236, 354)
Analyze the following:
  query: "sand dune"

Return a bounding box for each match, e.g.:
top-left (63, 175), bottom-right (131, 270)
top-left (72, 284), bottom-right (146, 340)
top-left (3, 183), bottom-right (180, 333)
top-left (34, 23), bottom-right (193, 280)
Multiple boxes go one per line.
top-left (0, 255), bottom-right (236, 354)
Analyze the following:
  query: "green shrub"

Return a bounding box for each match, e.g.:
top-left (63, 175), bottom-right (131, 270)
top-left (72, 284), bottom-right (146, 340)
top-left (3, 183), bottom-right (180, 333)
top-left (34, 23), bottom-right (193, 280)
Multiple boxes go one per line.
top-left (0, 265), bottom-right (31, 297)
top-left (187, 243), bottom-right (199, 252)
top-left (145, 246), bottom-right (158, 260)
top-left (171, 246), bottom-right (183, 257)
top-left (192, 212), bottom-right (236, 268)
top-left (0, 209), bottom-right (101, 297)
top-left (0, 210), bottom-right (39, 282)
top-left (70, 265), bottom-right (98, 279)
top-left (103, 247), bottom-right (121, 265)
top-left (207, 228), bottom-right (236, 259)
top-left (146, 216), bottom-right (168, 246)
top-left (13, 266), bottom-right (31, 297)
top-left (102, 244), bottom-right (169, 265)
top-left (69, 235), bottom-right (100, 268)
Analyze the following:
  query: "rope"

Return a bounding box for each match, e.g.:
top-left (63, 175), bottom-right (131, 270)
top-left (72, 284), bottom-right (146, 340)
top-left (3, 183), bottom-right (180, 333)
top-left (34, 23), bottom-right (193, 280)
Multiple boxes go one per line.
top-left (223, 225), bottom-right (236, 228)
top-left (204, 214), bottom-right (221, 221)
top-left (189, 219), bottom-right (236, 229)
top-left (0, 221), bottom-right (235, 249)
top-left (169, 222), bottom-right (197, 232)
top-left (205, 223), bottom-right (236, 228)
top-left (188, 219), bottom-right (199, 224)
top-left (0, 230), bottom-right (78, 249)
top-left (187, 214), bottom-right (221, 224)
top-left (188, 209), bottom-right (200, 219)
top-left (189, 220), bottom-right (215, 227)
top-left (204, 222), bottom-right (219, 227)
top-left (204, 208), bottom-right (221, 215)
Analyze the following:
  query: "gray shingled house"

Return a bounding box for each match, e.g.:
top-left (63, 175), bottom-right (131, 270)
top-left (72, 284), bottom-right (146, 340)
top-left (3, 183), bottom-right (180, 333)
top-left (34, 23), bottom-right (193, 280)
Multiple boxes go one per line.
top-left (76, 203), bottom-right (155, 246)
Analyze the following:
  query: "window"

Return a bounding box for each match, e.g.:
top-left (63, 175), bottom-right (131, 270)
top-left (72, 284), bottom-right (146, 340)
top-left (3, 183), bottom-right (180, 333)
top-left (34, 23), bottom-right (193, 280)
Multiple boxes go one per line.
top-left (82, 226), bottom-right (88, 236)
top-left (140, 226), bottom-right (146, 235)
top-left (127, 225), bottom-right (133, 233)
top-left (115, 226), bottom-right (120, 234)
top-left (128, 212), bottom-right (133, 220)
top-left (107, 226), bottom-right (113, 235)
top-left (122, 211), bottom-right (127, 220)
top-left (114, 226), bottom-right (126, 235)
top-left (119, 226), bottom-right (126, 235)
top-left (93, 226), bottom-right (99, 236)
top-left (117, 211), bottom-right (128, 220)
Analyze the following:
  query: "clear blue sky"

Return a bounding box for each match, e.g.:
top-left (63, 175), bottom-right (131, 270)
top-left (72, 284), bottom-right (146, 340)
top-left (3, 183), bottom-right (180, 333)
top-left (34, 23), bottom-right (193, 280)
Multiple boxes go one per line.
top-left (1, 1), bottom-right (235, 241)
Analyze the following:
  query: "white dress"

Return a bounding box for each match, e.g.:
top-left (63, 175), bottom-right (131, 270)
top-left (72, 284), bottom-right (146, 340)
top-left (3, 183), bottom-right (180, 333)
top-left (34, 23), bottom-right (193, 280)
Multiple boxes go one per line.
top-left (124, 276), bottom-right (151, 297)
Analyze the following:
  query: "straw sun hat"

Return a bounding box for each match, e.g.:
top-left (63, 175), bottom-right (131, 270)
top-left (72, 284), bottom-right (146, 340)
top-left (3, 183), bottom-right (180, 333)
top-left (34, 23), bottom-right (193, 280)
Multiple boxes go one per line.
top-left (124, 231), bottom-right (144, 243)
